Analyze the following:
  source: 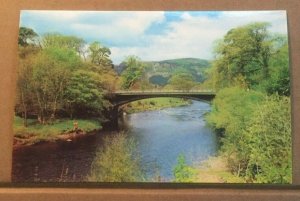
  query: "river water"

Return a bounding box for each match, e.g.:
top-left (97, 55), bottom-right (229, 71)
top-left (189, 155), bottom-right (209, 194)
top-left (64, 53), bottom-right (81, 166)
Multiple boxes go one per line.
top-left (12, 100), bottom-right (218, 182)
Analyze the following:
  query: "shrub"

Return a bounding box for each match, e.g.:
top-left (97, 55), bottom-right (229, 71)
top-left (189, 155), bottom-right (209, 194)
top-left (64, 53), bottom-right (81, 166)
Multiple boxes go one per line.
top-left (88, 133), bottom-right (144, 182)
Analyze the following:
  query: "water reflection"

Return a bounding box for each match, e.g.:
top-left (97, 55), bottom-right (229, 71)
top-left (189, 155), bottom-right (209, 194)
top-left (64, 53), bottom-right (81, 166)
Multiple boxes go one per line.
top-left (12, 101), bottom-right (218, 182)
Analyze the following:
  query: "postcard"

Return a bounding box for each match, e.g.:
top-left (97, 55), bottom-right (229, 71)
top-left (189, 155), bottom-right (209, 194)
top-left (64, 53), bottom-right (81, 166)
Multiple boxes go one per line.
top-left (13, 10), bottom-right (291, 183)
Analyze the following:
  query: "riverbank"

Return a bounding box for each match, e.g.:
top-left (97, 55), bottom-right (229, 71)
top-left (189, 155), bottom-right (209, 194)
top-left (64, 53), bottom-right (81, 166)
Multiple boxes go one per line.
top-left (123, 97), bottom-right (191, 114)
top-left (13, 116), bottom-right (102, 148)
top-left (194, 156), bottom-right (245, 183)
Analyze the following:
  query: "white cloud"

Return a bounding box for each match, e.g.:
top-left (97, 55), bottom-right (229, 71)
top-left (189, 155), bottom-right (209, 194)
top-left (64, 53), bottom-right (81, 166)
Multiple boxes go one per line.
top-left (71, 12), bottom-right (165, 43)
top-left (20, 11), bottom-right (288, 64)
top-left (110, 11), bottom-right (288, 64)
top-left (21, 11), bottom-right (165, 44)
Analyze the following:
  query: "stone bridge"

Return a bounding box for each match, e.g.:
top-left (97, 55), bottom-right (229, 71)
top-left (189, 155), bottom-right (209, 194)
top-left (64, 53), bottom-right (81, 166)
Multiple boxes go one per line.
top-left (106, 90), bottom-right (216, 128)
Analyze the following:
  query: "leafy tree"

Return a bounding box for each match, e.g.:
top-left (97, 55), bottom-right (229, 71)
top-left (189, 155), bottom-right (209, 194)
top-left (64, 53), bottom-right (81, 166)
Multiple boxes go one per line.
top-left (168, 73), bottom-right (196, 91)
top-left (16, 54), bottom-right (35, 126)
top-left (42, 33), bottom-right (86, 58)
top-left (209, 22), bottom-right (274, 89)
top-left (16, 29), bottom-right (119, 126)
top-left (85, 62), bottom-right (119, 93)
top-left (17, 27), bottom-right (40, 126)
top-left (18, 27), bottom-right (38, 47)
top-left (18, 27), bottom-right (41, 59)
top-left (64, 70), bottom-right (109, 118)
top-left (31, 47), bottom-right (81, 123)
top-left (88, 41), bottom-right (113, 67)
top-left (264, 43), bottom-right (290, 96)
top-left (121, 56), bottom-right (144, 89)
top-left (88, 133), bottom-right (144, 182)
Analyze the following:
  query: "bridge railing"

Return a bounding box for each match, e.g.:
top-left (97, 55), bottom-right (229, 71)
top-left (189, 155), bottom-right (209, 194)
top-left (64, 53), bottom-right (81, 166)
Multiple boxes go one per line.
top-left (113, 89), bottom-right (215, 94)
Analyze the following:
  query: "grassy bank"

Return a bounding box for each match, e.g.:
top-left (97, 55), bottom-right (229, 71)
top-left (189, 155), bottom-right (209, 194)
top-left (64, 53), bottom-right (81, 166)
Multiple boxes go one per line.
top-left (195, 156), bottom-right (245, 183)
top-left (123, 97), bottom-right (191, 114)
top-left (14, 116), bottom-right (102, 146)
top-left (173, 154), bottom-right (244, 183)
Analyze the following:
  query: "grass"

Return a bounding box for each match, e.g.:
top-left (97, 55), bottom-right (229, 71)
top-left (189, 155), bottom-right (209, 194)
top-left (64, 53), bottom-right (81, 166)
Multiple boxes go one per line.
top-left (195, 156), bottom-right (245, 183)
top-left (124, 97), bottom-right (191, 113)
top-left (14, 116), bottom-right (102, 145)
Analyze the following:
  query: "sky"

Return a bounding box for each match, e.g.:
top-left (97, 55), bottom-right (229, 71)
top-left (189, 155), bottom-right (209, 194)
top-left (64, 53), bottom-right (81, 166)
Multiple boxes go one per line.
top-left (20, 10), bottom-right (288, 64)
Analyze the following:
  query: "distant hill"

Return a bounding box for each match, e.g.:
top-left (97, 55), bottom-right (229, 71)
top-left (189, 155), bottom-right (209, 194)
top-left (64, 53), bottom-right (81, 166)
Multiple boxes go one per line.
top-left (114, 58), bottom-right (211, 86)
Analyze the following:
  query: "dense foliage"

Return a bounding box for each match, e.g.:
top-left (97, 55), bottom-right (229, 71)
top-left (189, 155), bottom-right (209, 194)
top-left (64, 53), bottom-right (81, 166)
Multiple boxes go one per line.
top-left (207, 22), bottom-right (290, 95)
top-left (206, 22), bottom-right (291, 183)
top-left (16, 28), bottom-right (117, 125)
top-left (120, 56), bottom-right (145, 89)
top-left (167, 72), bottom-right (196, 91)
top-left (207, 89), bottom-right (291, 183)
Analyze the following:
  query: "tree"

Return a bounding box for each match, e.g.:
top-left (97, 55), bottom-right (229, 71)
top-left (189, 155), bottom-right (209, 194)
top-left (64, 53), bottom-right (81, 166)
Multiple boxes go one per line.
top-left (64, 70), bottom-right (109, 118)
top-left (16, 30), bottom-right (118, 124)
top-left (209, 22), bottom-right (273, 89)
top-left (16, 27), bottom-right (40, 126)
top-left (16, 54), bottom-right (35, 126)
top-left (121, 56), bottom-right (144, 89)
top-left (31, 47), bottom-right (81, 123)
top-left (18, 27), bottom-right (38, 47)
top-left (264, 43), bottom-right (290, 96)
top-left (168, 73), bottom-right (196, 91)
top-left (42, 33), bottom-right (86, 59)
top-left (88, 41), bottom-right (113, 67)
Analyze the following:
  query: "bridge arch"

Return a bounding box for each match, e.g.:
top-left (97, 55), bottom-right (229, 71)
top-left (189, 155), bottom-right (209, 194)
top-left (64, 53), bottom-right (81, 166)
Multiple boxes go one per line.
top-left (114, 95), bottom-right (212, 107)
top-left (106, 91), bottom-right (216, 128)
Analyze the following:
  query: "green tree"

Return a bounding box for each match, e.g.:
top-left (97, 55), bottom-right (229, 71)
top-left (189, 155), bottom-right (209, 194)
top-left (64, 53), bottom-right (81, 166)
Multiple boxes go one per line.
top-left (209, 22), bottom-right (274, 89)
top-left (42, 33), bottom-right (86, 58)
top-left (121, 56), bottom-right (144, 89)
top-left (16, 54), bottom-right (35, 126)
top-left (88, 133), bottom-right (144, 182)
top-left (64, 69), bottom-right (109, 118)
top-left (31, 47), bottom-right (81, 123)
top-left (88, 41), bottom-right (113, 67)
top-left (168, 73), bottom-right (196, 91)
top-left (16, 27), bottom-right (40, 126)
top-left (18, 27), bottom-right (38, 47)
top-left (264, 43), bottom-right (290, 96)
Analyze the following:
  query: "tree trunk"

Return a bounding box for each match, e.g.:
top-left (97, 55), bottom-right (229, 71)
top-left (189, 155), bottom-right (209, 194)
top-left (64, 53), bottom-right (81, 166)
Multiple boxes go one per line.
top-left (237, 163), bottom-right (241, 177)
top-left (35, 90), bottom-right (44, 124)
top-left (21, 91), bottom-right (28, 127)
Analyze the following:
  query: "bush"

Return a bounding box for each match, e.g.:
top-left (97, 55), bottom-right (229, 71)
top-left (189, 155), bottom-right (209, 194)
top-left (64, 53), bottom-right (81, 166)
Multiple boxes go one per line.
top-left (243, 95), bottom-right (291, 183)
top-left (173, 154), bottom-right (197, 182)
top-left (88, 133), bottom-right (144, 182)
top-left (206, 87), bottom-right (291, 183)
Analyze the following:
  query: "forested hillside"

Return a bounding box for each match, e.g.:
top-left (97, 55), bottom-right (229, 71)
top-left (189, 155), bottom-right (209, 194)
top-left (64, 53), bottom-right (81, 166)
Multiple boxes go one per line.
top-left (115, 58), bottom-right (210, 87)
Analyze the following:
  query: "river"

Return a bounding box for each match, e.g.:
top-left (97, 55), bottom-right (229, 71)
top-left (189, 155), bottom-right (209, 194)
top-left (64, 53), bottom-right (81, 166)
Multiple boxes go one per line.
top-left (12, 100), bottom-right (218, 182)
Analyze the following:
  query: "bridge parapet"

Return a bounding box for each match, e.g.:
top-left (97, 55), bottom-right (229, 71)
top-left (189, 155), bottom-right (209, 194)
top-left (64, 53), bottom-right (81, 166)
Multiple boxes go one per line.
top-left (114, 90), bottom-right (215, 95)
top-left (108, 90), bottom-right (216, 107)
